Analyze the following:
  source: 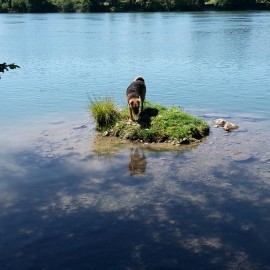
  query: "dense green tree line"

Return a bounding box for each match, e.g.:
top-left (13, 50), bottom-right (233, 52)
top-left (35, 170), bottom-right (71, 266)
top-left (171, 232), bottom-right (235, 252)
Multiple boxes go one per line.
top-left (0, 0), bottom-right (269, 13)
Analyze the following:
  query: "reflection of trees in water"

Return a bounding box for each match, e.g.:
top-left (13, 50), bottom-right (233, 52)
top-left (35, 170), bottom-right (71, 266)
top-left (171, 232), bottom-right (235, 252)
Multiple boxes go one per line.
top-left (128, 148), bottom-right (147, 175)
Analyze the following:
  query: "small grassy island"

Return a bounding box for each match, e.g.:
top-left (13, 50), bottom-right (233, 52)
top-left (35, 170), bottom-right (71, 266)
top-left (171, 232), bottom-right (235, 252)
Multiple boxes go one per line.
top-left (90, 98), bottom-right (210, 145)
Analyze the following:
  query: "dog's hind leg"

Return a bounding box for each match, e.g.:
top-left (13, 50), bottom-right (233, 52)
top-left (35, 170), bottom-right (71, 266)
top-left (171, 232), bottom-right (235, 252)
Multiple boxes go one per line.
top-left (140, 86), bottom-right (146, 112)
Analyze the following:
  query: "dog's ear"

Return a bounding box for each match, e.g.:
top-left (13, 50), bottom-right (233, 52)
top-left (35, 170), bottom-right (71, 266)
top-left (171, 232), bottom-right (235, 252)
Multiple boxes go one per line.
top-left (129, 100), bottom-right (134, 106)
top-left (134, 76), bottom-right (144, 83)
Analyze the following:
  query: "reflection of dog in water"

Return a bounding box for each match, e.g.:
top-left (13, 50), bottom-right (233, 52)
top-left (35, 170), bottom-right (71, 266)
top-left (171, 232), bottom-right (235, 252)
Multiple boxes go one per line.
top-left (128, 148), bottom-right (147, 175)
top-left (126, 76), bottom-right (146, 122)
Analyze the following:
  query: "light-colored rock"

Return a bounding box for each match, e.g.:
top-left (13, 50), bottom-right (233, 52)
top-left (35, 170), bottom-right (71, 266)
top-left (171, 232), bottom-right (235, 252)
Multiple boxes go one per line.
top-left (223, 121), bottom-right (238, 132)
top-left (213, 118), bottom-right (239, 132)
top-left (213, 118), bottom-right (226, 126)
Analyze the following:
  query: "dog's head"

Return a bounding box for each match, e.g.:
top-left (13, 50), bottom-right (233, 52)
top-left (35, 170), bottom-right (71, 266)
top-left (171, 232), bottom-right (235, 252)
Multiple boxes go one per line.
top-left (128, 98), bottom-right (141, 115)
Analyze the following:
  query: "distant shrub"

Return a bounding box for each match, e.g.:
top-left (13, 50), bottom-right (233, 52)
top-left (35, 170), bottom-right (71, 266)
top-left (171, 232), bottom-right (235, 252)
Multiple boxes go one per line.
top-left (1, 3), bottom-right (9, 12)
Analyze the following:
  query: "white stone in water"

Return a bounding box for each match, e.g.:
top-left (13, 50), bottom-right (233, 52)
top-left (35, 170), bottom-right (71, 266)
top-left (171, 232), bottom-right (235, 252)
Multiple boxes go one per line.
top-left (223, 121), bottom-right (238, 132)
top-left (213, 118), bottom-right (226, 126)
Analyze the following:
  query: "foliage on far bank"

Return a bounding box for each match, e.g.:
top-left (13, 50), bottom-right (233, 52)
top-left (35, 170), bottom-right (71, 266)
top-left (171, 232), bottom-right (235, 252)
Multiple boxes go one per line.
top-left (89, 98), bottom-right (210, 145)
top-left (1, 0), bottom-right (269, 13)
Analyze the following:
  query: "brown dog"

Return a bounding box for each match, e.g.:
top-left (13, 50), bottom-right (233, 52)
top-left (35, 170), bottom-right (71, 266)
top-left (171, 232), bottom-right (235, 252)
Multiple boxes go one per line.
top-left (126, 76), bottom-right (146, 121)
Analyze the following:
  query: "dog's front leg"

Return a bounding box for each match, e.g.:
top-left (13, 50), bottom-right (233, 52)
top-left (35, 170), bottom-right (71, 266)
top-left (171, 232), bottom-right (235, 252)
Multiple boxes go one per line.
top-left (129, 106), bottom-right (134, 122)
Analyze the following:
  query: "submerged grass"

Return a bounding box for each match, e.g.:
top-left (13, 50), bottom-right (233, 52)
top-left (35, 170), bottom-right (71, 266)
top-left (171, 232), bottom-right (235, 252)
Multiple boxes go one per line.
top-left (89, 99), bottom-right (210, 144)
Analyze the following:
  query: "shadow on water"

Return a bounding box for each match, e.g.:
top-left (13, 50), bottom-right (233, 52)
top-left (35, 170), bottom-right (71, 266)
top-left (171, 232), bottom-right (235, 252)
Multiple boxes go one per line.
top-left (1, 117), bottom-right (270, 270)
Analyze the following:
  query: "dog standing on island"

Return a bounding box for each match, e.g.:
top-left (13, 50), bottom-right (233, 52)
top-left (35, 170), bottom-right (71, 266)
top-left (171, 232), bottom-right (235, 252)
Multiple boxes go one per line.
top-left (126, 76), bottom-right (146, 122)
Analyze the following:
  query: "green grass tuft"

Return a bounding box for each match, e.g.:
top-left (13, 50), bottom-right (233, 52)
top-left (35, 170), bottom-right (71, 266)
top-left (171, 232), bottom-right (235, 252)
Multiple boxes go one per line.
top-left (89, 97), bottom-right (121, 131)
top-left (89, 98), bottom-right (210, 144)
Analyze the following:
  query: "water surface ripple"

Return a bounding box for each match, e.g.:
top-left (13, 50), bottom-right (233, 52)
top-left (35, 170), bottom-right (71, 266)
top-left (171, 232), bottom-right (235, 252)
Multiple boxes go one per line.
top-left (1, 12), bottom-right (270, 123)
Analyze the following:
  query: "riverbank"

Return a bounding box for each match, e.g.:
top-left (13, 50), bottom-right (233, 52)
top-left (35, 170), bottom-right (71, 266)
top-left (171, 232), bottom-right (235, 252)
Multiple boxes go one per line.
top-left (1, 1), bottom-right (270, 13)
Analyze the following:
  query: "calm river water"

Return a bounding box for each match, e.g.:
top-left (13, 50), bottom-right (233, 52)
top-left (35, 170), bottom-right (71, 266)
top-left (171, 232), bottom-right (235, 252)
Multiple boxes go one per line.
top-left (1, 12), bottom-right (270, 270)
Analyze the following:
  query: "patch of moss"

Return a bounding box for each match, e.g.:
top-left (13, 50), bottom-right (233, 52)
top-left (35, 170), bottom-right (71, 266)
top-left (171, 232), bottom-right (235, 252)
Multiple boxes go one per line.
top-left (90, 100), bottom-right (210, 144)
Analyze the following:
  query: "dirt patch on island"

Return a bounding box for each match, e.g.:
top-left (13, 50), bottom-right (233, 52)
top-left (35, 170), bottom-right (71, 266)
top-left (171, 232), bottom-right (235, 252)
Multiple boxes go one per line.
top-left (92, 132), bottom-right (206, 155)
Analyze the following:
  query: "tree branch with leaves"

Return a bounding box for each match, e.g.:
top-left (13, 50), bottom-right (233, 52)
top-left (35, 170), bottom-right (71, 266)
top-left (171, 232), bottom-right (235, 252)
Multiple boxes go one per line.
top-left (0, 63), bottom-right (20, 79)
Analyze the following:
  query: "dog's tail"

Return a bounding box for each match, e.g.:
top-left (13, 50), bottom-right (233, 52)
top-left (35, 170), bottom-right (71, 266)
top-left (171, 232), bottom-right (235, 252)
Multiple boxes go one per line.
top-left (134, 76), bottom-right (145, 83)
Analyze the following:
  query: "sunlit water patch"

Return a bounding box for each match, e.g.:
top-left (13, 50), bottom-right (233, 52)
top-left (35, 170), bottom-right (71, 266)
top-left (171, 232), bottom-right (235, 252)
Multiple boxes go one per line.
top-left (1, 12), bottom-right (270, 126)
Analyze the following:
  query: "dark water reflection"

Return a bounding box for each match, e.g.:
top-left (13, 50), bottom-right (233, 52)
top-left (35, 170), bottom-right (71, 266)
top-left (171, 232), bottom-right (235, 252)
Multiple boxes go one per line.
top-left (128, 148), bottom-right (147, 176)
top-left (0, 114), bottom-right (270, 270)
